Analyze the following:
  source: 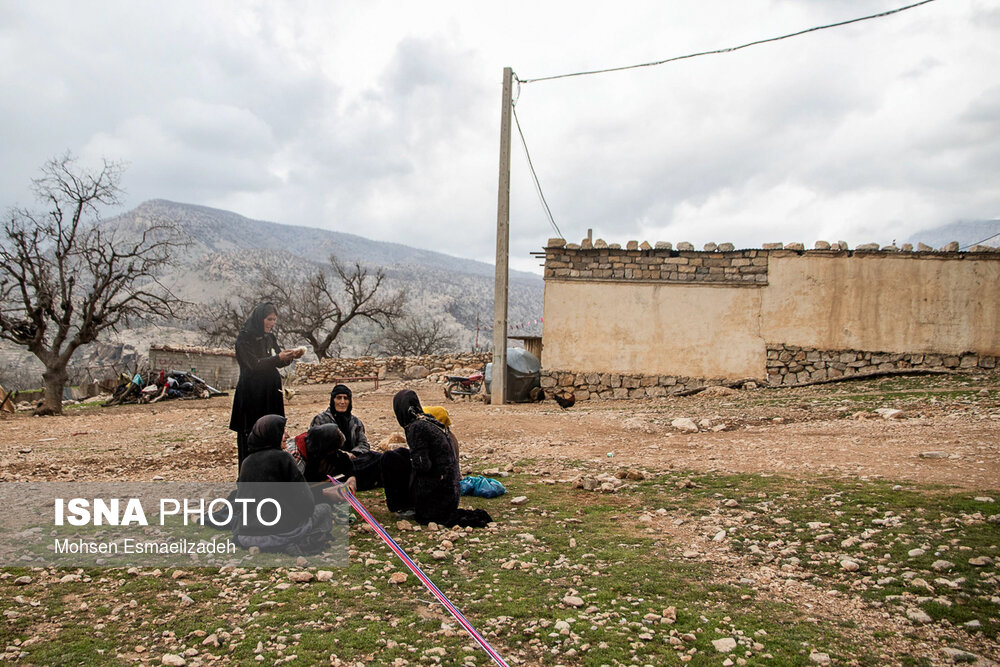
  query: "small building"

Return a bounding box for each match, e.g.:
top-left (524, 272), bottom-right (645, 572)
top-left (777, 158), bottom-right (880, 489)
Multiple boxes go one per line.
top-left (148, 345), bottom-right (239, 389)
top-left (539, 239), bottom-right (1000, 399)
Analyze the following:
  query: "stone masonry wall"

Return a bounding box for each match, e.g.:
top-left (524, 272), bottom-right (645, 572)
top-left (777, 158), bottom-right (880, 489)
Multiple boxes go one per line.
top-left (539, 369), bottom-right (747, 401)
top-left (543, 240), bottom-right (768, 285)
top-left (765, 345), bottom-right (998, 386)
top-left (295, 352), bottom-right (491, 384)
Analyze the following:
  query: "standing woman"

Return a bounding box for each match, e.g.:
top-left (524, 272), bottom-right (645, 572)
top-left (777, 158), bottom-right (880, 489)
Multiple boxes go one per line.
top-left (229, 302), bottom-right (303, 475)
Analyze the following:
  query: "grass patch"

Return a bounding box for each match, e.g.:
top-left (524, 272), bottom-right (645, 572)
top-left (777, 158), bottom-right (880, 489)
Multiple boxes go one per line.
top-left (1, 468), bottom-right (996, 665)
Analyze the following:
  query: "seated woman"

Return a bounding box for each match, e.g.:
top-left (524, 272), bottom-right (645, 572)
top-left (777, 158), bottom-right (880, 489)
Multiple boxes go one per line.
top-left (233, 415), bottom-right (343, 554)
top-left (285, 423), bottom-right (356, 486)
top-left (422, 405), bottom-right (460, 468)
top-left (389, 390), bottom-right (491, 528)
top-left (311, 384), bottom-right (381, 491)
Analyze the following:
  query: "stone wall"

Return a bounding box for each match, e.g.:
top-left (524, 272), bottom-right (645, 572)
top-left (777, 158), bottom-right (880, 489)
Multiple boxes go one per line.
top-left (539, 369), bottom-right (744, 401)
top-left (294, 352), bottom-right (491, 384)
top-left (543, 239), bottom-right (768, 285)
top-left (149, 345), bottom-right (239, 389)
top-left (765, 345), bottom-right (998, 386)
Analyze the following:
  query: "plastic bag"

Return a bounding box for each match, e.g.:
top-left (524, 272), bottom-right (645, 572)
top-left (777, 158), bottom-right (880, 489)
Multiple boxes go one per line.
top-left (459, 475), bottom-right (507, 498)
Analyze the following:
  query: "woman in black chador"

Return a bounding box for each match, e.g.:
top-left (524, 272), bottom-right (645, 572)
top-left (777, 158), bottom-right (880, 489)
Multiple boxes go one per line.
top-left (233, 415), bottom-right (335, 555)
top-left (389, 389), bottom-right (491, 528)
top-left (228, 302), bottom-right (303, 474)
top-left (311, 384), bottom-right (381, 491)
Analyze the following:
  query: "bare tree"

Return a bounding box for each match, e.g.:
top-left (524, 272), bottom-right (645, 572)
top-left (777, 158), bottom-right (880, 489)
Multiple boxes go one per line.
top-left (195, 256), bottom-right (405, 359)
top-left (192, 295), bottom-right (258, 349)
top-left (0, 154), bottom-right (184, 415)
top-left (380, 314), bottom-right (459, 357)
top-left (261, 257), bottom-right (406, 359)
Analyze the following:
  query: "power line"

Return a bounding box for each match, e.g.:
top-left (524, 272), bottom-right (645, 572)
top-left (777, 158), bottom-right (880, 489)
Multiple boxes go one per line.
top-left (960, 230), bottom-right (1000, 250)
top-left (518, 0), bottom-right (938, 85)
top-left (511, 104), bottom-right (564, 240)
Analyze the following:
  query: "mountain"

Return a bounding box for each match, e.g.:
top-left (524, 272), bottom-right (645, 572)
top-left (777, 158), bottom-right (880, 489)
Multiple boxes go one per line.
top-left (905, 219), bottom-right (1000, 249)
top-left (102, 200), bottom-right (544, 354)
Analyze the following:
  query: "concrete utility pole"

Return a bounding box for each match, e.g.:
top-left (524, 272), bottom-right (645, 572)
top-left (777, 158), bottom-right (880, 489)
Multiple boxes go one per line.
top-left (492, 67), bottom-right (513, 406)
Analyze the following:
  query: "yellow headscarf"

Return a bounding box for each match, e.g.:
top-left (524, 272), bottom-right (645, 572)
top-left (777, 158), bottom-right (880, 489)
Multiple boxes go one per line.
top-left (423, 405), bottom-right (451, 428)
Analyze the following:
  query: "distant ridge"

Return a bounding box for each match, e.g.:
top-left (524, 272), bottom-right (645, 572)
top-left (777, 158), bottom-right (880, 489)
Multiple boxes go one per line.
top-left (100, 200), bottom-right (544, 354)
top-left (108, 199), bottom-right (539, 281)
top-left (905, 219), bottom-right (1000, 249)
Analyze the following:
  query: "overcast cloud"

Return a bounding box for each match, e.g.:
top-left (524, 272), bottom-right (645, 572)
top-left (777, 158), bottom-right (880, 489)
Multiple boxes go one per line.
top-left (1, 0), bottom-right (997, 273)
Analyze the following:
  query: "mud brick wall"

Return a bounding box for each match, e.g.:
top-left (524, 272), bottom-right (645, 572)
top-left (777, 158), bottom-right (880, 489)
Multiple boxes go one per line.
top-left (540, 237), bottom-right (1000, 400)
top-left (765, 345), bottom-right (998, 386)
top-left (149, 346), bottom-right (239, 389)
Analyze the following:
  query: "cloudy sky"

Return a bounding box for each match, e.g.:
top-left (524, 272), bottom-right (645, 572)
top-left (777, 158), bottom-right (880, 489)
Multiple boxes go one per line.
top-left (1, 0), bottom-right (997, 273)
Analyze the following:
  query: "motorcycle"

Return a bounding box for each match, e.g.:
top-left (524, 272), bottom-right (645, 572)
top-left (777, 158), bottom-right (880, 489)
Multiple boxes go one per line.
top-left (444, 371), bottom-right (484, 400)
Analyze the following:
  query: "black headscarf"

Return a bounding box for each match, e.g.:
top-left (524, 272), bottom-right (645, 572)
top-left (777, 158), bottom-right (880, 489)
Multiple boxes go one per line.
top-left (247, 414), bottom-right (286, 454)
top-left (329, 384), bottom-right (354, 449)
top-left (393, 389), bottom-right (424, 428)
top-left (303, 424), bottom-right (344, 476)
top-left (239, 302), bottom-right (277, 338)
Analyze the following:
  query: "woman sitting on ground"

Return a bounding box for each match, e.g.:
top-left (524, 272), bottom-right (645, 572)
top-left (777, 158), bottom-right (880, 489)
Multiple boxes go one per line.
top-left (233, 415), bottom-right (344, 554)
top-left (389, 389), bottom-right (491, 528)
top-left (310, 384), bottom-right (381, 491)
top-left (284, 423), bottom-right (358, 490)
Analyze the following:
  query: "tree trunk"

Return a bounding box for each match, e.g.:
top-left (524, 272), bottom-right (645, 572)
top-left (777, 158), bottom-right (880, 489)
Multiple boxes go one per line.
top-left (37, 366), bottom-right (69, 416)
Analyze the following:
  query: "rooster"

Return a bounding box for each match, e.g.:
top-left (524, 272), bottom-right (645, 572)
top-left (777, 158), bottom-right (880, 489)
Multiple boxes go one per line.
top-left (553, 391), bottom-right (575, 410)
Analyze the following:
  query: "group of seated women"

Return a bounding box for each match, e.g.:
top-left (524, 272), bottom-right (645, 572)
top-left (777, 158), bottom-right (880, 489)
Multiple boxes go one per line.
top-left (228, 385), bottom-right (489, 555)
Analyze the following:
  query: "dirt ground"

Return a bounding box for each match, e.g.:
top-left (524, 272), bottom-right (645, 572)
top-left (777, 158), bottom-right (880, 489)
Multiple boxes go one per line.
top-left (1, 373), bottom-right (999, 665)
top-left (2, 375), bottom-right (998, 490)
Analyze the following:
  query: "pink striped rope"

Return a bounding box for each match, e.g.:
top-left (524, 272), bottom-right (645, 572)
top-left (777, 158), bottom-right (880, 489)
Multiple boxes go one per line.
top-left (328, 477), bottom-right (510, 667)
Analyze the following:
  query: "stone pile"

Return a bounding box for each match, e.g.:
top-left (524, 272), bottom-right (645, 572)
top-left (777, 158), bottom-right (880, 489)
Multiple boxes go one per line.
top-left (766, 344), bottom-right (997, 386)
top-left (294, 352), bottom-right (491, 384)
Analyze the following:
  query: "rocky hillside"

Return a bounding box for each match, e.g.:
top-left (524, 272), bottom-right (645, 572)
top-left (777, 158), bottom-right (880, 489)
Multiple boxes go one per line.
top-left (103, 199), bottom-right (544, 352)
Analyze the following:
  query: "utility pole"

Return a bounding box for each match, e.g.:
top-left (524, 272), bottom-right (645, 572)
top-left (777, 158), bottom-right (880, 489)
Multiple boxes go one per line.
top-left (492, 67), bottom-right (513, 406)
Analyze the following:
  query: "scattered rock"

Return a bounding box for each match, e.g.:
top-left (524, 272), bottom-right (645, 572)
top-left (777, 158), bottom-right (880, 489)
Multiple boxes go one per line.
top-left (968, 556), bottom-right (993, 567)
top-left (671, 417), bottom-right (699, 433)
top-left (510, 496), bottom-right (528, 506)
top-left (809, 652), bottom-right (832, 665)
top-left (931, 560), bottom-right (954, 572)
top-left (662, 606), bottom-right (677, 624)
top-left (840, 559), bottom-right (860, 572)
top-left (906, 608), bottom-right (933, 624)
top-left (941, 647), bottom-right (980, 663)
top-left (161, 655), bottom-right (186, 666)
top-left (920, 451), bottom-right (949, 459)
top-left (316, 570), bottom-right (334, 582)
top-left (389, 572), bottom-right (408, 585)
top-left (561, 595), bottom-right (585, 608)
top-left (712, 638), bottom-right (737, 653)
top-left (288, 571), bottom-right (314, 583)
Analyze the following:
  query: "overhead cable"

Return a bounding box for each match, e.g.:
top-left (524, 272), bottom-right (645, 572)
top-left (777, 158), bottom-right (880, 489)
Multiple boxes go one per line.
top-left (960, 230), bottom-right (1000, 250)
top-left (517, 0), bottom-right (938, 84)
top-left (511, 103), bottom-right (564, 240)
